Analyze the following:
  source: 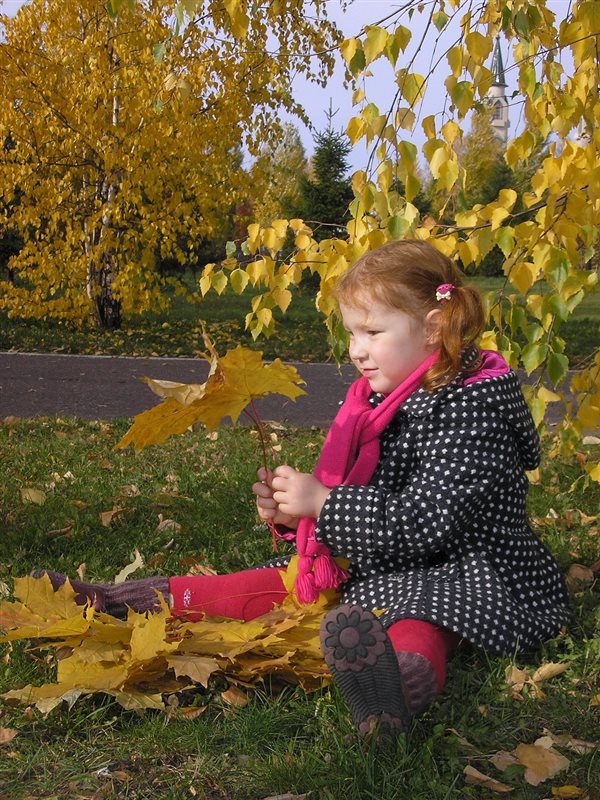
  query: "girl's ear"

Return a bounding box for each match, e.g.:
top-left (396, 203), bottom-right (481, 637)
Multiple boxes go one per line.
top-left (424, 309), bottom-right (442, 345)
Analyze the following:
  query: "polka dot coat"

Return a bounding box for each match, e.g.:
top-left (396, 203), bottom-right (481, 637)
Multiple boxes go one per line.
top-left (310, 370), bottom-right (571, 655)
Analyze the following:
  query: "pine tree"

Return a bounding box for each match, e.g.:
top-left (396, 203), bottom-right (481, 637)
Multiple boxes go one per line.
top-left (295, 107), bottom-right (353, 241)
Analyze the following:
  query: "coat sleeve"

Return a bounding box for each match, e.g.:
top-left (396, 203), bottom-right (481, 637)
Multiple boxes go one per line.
top-left (314, 399), bottom-right (528, 565)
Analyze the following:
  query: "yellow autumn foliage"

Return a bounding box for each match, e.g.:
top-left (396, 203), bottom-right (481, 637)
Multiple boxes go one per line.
top-left (0, 563), bottom-right (337, 715)
top-left (116, 334), bottom-right (305, 451)
top-left (195, 0), bottom-right (599, 477)
top-left (0, 0), bottom-right (339, 329)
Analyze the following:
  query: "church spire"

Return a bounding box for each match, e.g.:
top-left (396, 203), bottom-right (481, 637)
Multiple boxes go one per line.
top-left (485, 36), bottom-right (509, 143)
top-left (491, 36), bottom-right (507, 87)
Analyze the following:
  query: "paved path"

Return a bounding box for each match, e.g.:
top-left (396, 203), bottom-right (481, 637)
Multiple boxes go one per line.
top-left (0, 352), bottom-right (357, 427)
top-left (0, 351), bottom-right (575, 427)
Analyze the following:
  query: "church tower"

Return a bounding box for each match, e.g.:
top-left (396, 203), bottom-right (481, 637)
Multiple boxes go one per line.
top-left (487, 37), bottom-right (510, 144)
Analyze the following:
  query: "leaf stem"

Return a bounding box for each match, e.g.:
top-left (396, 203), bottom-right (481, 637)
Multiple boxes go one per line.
top-left (243, 400), bottom-right (280, 551)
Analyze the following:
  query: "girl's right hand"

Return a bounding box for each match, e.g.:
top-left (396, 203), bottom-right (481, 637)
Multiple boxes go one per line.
top-left (252, 467), bottom-right (299, 529)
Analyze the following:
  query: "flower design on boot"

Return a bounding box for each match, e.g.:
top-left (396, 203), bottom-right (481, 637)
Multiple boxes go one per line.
top-left (322, 607), bottom-right (387, 672)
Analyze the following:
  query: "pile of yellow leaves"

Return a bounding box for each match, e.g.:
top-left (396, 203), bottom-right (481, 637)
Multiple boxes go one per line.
top-left (0, 561), bottom-right (335, 716)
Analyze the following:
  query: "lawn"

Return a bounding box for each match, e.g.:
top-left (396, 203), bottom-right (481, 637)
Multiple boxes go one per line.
top-left (1, 273), bottom-right (598, 366)
top-left (0, 417), bottom-right (598, 799)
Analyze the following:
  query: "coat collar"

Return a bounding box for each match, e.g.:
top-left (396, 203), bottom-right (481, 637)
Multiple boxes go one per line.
top-left (398, 379), bottom-right (459, 417)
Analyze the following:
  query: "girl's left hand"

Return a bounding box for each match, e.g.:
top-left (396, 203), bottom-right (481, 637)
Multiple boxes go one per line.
top-left (271, 465), bottom-right (330, 519)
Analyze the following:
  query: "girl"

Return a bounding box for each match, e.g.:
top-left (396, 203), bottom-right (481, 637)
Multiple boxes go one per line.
top-left (35, 240), bottom-right (571, 743)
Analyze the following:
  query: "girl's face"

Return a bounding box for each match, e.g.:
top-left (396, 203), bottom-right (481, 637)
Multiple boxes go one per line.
top-left (340, 299), bottom-right (438, 394)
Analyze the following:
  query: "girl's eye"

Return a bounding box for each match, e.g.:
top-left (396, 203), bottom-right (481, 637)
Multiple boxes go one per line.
top-left (367, 330), bottom-right (380, 336)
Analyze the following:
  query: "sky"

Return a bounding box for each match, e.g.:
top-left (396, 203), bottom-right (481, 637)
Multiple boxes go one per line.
top-left (290, 0), bottom-right (572, 170)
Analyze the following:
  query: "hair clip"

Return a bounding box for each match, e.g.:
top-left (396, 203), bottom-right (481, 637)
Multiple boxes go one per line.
top-left (436, 283), bottom-right (455, 303)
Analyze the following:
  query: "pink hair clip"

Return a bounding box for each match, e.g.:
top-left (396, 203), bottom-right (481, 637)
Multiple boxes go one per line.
top-left (436, 283), bottom-right (455, 303)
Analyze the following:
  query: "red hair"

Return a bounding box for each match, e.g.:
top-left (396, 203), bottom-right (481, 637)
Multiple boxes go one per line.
top-left (334, 240), bottom-right (485, 391)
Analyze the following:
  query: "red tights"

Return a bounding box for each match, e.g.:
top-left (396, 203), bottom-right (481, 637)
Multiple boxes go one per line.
top-left (169, 567), bottom-right (459, 693)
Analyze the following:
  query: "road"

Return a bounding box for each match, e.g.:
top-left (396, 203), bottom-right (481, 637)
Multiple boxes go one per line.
top-left (0, 352), bottom-right (356, 427)
top-left (0, 351), bottom-right (578, 428)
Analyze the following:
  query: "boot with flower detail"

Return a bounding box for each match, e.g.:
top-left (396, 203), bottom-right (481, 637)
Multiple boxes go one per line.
top-left (320, 604), bottom-right (412, 743)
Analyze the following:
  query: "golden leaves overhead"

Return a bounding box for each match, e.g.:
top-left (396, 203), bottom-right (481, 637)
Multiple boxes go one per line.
top-left (0, 0), bottom-right (339, 327)
top-left (194, 0), bottom-right (599, 478)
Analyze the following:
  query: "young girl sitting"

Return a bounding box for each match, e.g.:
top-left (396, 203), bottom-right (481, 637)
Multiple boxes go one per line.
top-left (35, 240), bottom-right (571, 743)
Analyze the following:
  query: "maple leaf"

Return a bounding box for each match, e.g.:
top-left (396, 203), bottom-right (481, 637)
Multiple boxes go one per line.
top-left (116, 340), bottom-right (305, 452)
top-left (0, 569), bottom-right (336, 714)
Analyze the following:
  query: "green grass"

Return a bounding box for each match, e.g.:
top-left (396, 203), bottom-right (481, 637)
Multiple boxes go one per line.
top-left (1, 274), bottom-right (598, 365)
top-left (0, 418), bottom-right (598, 799)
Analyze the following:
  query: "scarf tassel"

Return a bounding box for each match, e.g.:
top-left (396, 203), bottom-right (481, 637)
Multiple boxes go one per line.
top-left (313, 552), bottom-right (346, 590)
top-left (294, 552), bottom-right (346, 604)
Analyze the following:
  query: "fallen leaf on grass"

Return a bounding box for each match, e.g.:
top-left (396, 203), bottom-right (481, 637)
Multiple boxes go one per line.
top-left (47, 522), bottom-right (74, 539)
top-left (489, 751), bottom-right (520, 771)
top-left (119, 484), bottom-right (140, 497)
top-left (565, 564), bottom-right (595, 591)
top-left (531, 662), bottom-right (571, 683)
top-left (539, 729), bottom-right (597, 755)
top-left (156, 515), bottom-right (182, 534)
top-left (463, 765), bottom-right (513, 792)
top-left (515, 742), bottom-right (570, 786)
top-left (505, 661), bottom-right (572, 699)
top-left (113, 549), bottom-right (144, 584)
top-left (221, 686), bottom-right (249, 707)
top-left (99, 507), bottom-right (129, 527)
top-left (260, 794), bottom-right (310, 800)
top-left (186, 562), bottom-right (218, 577)
top-left (20, 488), bottom-right (46, 505)
top-left (0, 557), bottom-right (332, 715)
top-left (447, 728), bottom-right (481, 752)
top-left (590, 694), bottom-right (600, 707)
top-left (551, 786), bottom-right (584, 798)
top-left (169, 705), bottom-right (207, 720)
top-left (0, 728), bottom-right (17, 745)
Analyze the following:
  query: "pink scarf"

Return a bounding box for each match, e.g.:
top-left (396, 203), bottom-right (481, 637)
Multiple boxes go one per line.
top-left (293, 351), bottom-right (440, 604)
top-left (291, 349), bottom-right (510, 604)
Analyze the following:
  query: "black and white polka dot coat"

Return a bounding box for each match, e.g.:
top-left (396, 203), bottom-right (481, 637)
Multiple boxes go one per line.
top-left (267, 370), bottom-right (570, 655)
top-left (313, 370), bottom-right (571, 655)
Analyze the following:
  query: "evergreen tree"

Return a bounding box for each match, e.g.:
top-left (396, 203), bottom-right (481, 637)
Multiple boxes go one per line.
top-left (295, 107), bottom-right (353, 241)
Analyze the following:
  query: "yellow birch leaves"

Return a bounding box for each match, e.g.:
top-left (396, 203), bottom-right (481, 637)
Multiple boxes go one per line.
top-left (197, 0), bottom-right (598, 478)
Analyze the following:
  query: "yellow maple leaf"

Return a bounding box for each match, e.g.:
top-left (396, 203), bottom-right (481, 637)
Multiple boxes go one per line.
top-left (166, 654), bottom-right (221, 687)
top-left (117, 339), bottom-right (305, 452)
top-left (1, 567), bottom-right (336, 713)
top-left (11, 575), bottom-right (88, 624)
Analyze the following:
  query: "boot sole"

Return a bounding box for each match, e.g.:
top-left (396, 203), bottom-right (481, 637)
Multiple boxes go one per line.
top-left (320, 604), bottom-right (411, 742)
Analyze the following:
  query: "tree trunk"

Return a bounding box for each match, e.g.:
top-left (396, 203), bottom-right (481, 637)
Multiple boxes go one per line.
top-left (91, 253), bottom-right (121, 331)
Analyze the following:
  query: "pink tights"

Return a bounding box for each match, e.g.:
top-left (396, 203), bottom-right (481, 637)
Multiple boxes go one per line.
top-left (169, 567), bottom-right (459, 693)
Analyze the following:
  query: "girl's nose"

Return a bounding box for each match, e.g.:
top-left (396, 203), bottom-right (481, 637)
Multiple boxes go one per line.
top-left (349, 337), bottom-right (367, 362)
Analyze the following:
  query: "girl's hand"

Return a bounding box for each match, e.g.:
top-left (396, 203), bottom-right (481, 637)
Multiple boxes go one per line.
top-left (271, 465), bottom-right (330, 519)
top-left (252, 467), bottom-right (298, 529)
